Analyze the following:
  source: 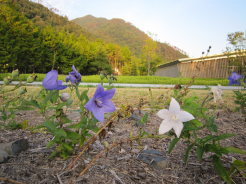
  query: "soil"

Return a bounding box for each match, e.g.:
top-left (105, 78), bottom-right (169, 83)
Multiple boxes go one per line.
top-left (0, 108), bottom-right (246, 184)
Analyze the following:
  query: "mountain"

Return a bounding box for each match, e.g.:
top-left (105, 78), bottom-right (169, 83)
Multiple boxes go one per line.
top-left (13, 0), bottom-right (95, 41)
top-left (72, 15), bottom-right (188, 61)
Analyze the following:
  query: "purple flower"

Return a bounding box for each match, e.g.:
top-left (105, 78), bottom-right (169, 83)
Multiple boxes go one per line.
top-left (85, 84), bottom-right (115, 122)
top-left (227, 71), bottom-right (243, 86)
top-left (42, 70), bottom-right (67, 90)
top-left (65, 65), bottom-right (81, 84)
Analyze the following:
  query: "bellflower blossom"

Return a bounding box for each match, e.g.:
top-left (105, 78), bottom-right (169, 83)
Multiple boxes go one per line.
top-left (85, 84), bottom-right (115, 122)
top-left (65, 65), bottom-right (81, 84)
top-left (227, 71), bottom-right (243, 86)
top-left (158, 98), bottom-right (195, 138)
top-left (42, 70), bottom-right (67, 90)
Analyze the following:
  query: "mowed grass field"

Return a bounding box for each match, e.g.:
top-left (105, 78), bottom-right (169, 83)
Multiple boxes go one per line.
top-left (0, 73), bottom-right (232, 86)
top-left (1, 85), bottom-right (238, 112)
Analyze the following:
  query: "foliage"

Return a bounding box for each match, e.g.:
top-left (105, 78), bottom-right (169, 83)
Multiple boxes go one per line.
top-left (72, 15), bottom-right (188, 61)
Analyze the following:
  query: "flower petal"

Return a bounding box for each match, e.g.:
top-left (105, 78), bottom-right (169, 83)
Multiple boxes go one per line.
top-left (98, 88), bottom-right (116, 101)
top-left (172, 120), bottom-right (184, 138)
top-left (65, 76), bottom-right (70, 82)
top-left (157, 109), bottom-right (172, 120)
top-left (84, 97), bottom-right (96, 112)
top-left (94, 84), bottom-right (105, 97)
top-left (101, 100), bottom-right (115, 113)
top-left (169, 98), bottom-right (180, 114)
top-left (159, 119), bottom-right (173, 134)
top-left (42, 70), bottom-right (57, 88)
top-left (177, 111), bottom-right (195, 122)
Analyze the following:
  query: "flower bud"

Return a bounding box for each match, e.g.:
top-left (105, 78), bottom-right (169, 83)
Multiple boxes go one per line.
top-left (60, 93), bottom-right (70, 102)
top-left (99, 71), bottom-right (107, 80)
top-left (12, 69), bottom-right (19, 78)
top-left (108, 75), bottom-right (117, 85)
top-left (19, 87), bottom-right (27, 95)
top-left (3, 76), bottom-right (12, 85)
top-left (27, 73), bottom-right (37, 83)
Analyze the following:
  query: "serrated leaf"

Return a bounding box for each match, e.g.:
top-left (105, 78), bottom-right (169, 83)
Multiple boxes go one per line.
top-left (206, 144), bottom-right (222, 157)
top-left (57, 102), bottom-right (67, 109)
top-left (233, 160), bottom-right (246, 167)
top-left (16, 107), bottom-right (36, 111)
top-left (63, 143), bottom-right (73, 151)
top-left (23, 100), bottom-right (40, 108)
top-left (221, 147), bottom-right (245, 155)
top-left (47, 140), bottom-right (56, 148)
top-left (142, 112), bottom-right (148, 123)
top-left (66, 131), bottom-right (81, 140)
top-left (48, 150), bottom-right (58, 159)
top-left (168, 138), bottom-right (180, 154)
top-left (191, 119), bottom-right (203, 127)
top-left (53, 128), bottom-right (67, 137)
top-left (185, 143), bottom-right (194, 165)
top-left (43, 121), bottom-right (56, 132)
top-left (212, 156), bottom-right (231, 184)
top-left (208, 124), bottom-right (218, 132)
top-left (196, 146), bottom-right (205, 161)
top-left (42, 90), bottom-right (58, 106)
top-left (31, 124), bottom-right (45, 130)
top-left (205, 134), bottom-right (236, 143)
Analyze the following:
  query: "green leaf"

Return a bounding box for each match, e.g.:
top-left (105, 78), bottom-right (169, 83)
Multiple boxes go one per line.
top-left (63, 143), bottom-right (73, 151)
top-left (66, 131), bottom-right (81, 140)
top-left (23, 100), bottom-right (40, 108)
top-left (208, 116), bottom-right (216, 126)
top-left (48, 150), bottom-right (58, 159)
top-left (53, 128), bottom-right (67, 137)
top-left (205, 134), bottom-right (236, 143)
top-left (212, 156), bottom-right (231, 184)
top-left (66, 99), bottom-right (73, 106)
top-left (196, 146), bottom-right (205, 161)
top-left (142, 112), bottom-right (148, 123)
top-left (233, 160), bottom-right (246, 167)
top-left (243, 173), bottom-right (246, 178)
top-left (208, 124), bottom-right (218, 132)
top-left (220, 147), bottom-right (245, 155)
top-left (16, 107), bottom-right (36, 111)
top-left (57, 102), bottom-right (67, 109)
top-left (205, 144), bottom-right (222, 157)
top-left (47, 140), bottom-right (56, 148)
top-left (50, 90), bottom-right (59, 104)
top-left (185, 143), bottom-right (194, 165)
top-left (168, 138), bottom-right (180, 154)
top-left (43, 121), bottom-right (56, 132)
top-left (191, 119), bottom-right (203, 127)
top-left (42, 90), bottom-right (58, 106)
top-left (31, 124), bottom-right (45, 130)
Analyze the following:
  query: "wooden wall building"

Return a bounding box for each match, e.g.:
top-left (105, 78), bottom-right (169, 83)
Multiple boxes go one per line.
top-left (155, 52), bottom-right (245, 78)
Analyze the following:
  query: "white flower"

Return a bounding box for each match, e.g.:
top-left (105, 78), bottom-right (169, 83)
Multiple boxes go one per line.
top-left (60, 93), bottom-right (70, 102)
top-left (210, 87), bottom-right (223, 103)
top-left (157, 98), bottom-right (195, 138)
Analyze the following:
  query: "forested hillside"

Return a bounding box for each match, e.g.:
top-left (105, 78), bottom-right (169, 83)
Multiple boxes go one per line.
top-left (72, 15), bottom-right (188, 61)
top-left (14, 0), bottom-right (95, 41)
top-left (0, 0), bottom-right (188, 76)
top-left (0, 0), bottom-right (112, 75)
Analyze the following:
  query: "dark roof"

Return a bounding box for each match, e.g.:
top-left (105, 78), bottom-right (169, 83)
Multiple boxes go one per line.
top-left (158, 60), bottom-right (180, 68)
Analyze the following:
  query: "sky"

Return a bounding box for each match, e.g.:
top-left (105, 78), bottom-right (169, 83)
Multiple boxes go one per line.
top-left (40, 0), bottom-right (246, 58)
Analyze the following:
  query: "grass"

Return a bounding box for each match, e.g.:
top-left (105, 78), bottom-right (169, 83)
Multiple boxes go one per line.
top-left (0, 85), bottom-right (238, 112)
top-left (0, 73), bottom-right (233, 86)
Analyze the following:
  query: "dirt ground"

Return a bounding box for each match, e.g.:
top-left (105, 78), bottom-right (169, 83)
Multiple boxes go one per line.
top-left (0, 105), bottom-right (245, 184)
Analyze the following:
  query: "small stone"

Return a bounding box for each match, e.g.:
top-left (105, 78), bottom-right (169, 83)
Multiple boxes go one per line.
top-left (137, 150), bottom-right (170, 169)
top-left (131, 149), bottom-right (140, 154)
top-left (0, 150), bottom-right (9, 163)
top-left (0, 139), bottom-right (28, 155)
top-left (67, 111), bottom-right (80, 120)
top-left (119, 148), bottom-right (126, 154)
top-left (138, 172), bottom-right (146, 179)
top-left (130, 110), bottom-right (147, 126)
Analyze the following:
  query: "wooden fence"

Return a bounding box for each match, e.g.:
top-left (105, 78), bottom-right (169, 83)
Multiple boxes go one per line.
top-left (178, 58), bottom-right (234, 78)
